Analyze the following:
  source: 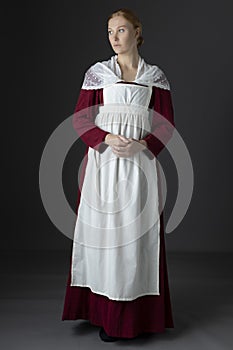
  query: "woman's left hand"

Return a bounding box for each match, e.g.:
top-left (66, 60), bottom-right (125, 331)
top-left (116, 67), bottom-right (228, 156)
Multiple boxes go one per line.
top-left (111, 136), bottom-right (147, 158)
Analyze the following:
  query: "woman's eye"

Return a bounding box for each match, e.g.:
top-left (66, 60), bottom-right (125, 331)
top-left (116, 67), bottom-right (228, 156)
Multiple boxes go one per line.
top-left (108, 28), bottom-right (124, 35)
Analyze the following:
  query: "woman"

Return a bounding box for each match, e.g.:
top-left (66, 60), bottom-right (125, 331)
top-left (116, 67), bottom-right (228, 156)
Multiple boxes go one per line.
top-left (62, 8), bottom-right (175, 342)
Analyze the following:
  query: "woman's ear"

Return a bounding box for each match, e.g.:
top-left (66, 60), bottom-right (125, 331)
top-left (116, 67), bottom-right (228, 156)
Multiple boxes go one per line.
top-left (135, 28), bottom-right (140, 40)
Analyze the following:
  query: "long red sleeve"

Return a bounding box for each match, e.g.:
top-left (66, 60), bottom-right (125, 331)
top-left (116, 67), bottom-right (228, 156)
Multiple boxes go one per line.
top-left (72, 88), bottom-right (111, 153)
top-left (142, 86), bottom-right (175, 159)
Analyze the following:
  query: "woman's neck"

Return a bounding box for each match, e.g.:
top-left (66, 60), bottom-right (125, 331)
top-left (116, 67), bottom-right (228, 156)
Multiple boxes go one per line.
top-left (116, 51), bottom-right (140, 70)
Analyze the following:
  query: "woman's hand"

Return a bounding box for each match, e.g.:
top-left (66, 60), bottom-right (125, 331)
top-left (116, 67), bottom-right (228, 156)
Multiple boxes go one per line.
top-left (105, 134), bottom-right (147, 158)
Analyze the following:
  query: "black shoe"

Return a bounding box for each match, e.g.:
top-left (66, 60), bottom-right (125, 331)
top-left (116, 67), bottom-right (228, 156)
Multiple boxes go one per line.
top-left (99, 327), bottom-right (120, 342)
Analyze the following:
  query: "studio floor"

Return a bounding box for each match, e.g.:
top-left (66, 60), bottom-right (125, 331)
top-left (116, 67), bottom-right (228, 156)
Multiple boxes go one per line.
top-left (0, 250), bottom-right (232, 349)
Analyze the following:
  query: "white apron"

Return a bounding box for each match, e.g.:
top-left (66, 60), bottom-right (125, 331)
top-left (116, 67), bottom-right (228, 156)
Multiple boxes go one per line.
top-left (70, 82), bottom-right (161, 301)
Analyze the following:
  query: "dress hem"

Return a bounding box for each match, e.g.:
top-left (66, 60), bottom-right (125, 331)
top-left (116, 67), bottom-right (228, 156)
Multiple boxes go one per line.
top-left (61, 315), bottom-right (174, 338)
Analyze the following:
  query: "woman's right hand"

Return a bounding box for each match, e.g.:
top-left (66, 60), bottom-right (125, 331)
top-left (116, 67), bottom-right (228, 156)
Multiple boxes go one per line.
top-left (105, 133), bottom-right (131, 152)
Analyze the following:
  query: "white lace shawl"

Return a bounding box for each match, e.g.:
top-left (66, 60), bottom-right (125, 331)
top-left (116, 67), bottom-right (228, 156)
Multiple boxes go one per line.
top-left (81, 55), bottom-right (171, 90)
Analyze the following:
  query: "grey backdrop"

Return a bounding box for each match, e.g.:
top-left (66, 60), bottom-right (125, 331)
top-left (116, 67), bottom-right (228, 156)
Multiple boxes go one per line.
top-left (3, 0), bottom-right (233, 252)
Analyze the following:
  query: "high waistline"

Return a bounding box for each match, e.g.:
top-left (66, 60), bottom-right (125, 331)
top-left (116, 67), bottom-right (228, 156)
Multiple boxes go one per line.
top-left (98, 104), bottom-right (149, 116)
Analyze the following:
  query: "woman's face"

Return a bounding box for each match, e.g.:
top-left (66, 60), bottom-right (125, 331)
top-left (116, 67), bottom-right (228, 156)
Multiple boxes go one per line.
top-left (108, 15), bottom-right (139, 54)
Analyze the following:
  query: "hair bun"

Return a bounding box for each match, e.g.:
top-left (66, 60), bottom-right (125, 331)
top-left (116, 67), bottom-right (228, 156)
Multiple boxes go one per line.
top-left (137, 36), bottom-right (144, 48)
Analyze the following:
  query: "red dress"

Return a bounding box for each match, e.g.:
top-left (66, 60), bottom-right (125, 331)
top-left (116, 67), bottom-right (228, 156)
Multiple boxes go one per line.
top-left (61, 85), bottom-right (175, 338)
